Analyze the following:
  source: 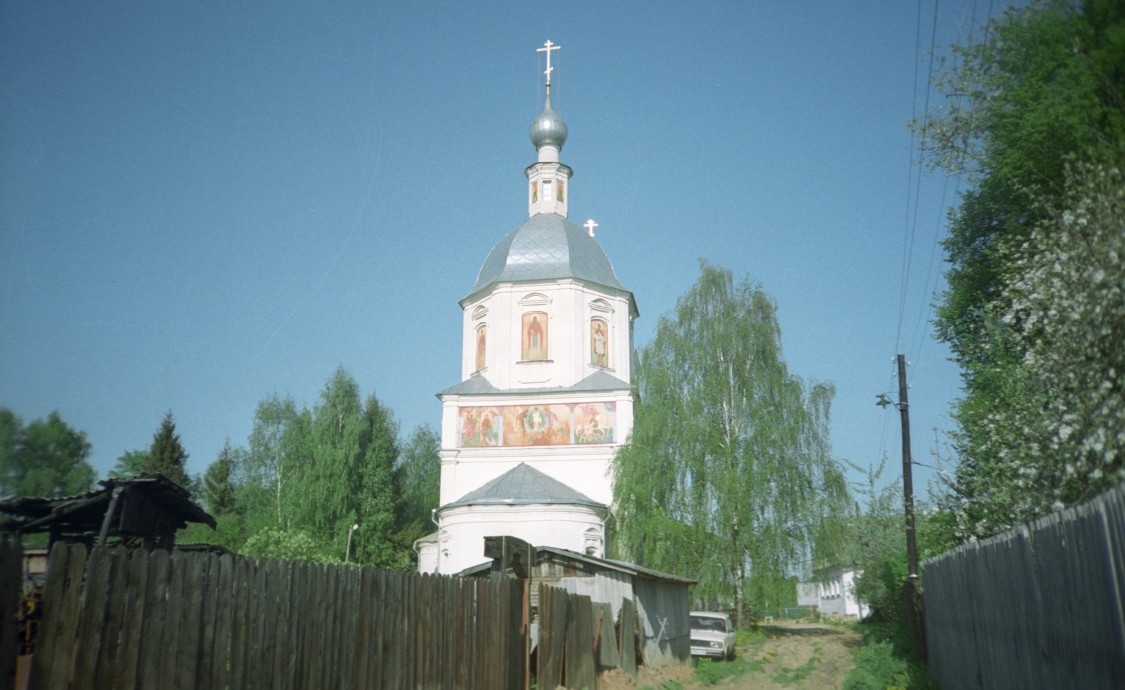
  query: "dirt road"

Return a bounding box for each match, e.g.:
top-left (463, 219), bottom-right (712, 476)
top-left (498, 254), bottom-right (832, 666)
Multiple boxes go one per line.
top-left (599, 622), bottom-right (864, 690)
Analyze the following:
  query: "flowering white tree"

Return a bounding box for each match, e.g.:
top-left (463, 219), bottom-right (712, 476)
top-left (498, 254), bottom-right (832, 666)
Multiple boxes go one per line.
top-left (950, 154), bottom-right (1125, 537)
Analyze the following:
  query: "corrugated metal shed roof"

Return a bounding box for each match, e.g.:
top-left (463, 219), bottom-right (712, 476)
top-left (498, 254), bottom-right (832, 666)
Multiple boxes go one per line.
top-left (458, 544), bottom-right (697, 585)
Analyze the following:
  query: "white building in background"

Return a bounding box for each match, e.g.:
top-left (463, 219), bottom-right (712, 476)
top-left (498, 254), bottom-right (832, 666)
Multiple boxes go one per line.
top-left (797, 566), bottom-right (871, 619)
top-left (416, 41), bottom-right (637, 576)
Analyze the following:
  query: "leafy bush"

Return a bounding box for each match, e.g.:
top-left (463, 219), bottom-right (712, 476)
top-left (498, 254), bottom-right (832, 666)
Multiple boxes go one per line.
top-left (843, 641), bottom-right (909, 690)
top-left (240, 526), bottom-right (338, 564)
top-left (843, 622), bottom-right (939, 690)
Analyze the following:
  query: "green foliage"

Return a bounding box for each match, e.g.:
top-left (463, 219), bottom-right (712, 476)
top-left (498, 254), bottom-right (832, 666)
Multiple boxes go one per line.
top-left (396, 425), bottom-right (440, 533)
top-left (743, 573), bottom-right (798, 620)
top-left (158, 367), bottom-right (425, 569)
top-left (108, 449), bottom-right (149, 478)
top-left (948, 152), bottom-right (1125, 536)
top-left (919, 0), bottom-right (1125, 539)
top-left (612, 262), bottom-right (849, 624)
top-left (209, 367), bottom-right (414, 569)
top-left (203, 441), bottom-right (239, 515)
top-left (824, 458), bottom-right (958, 624)
top-left (692, 656), bottom-right (764, 685)
top-left (240, 394), bottom-right (307, 535)
top-left (842, 642), bottom-right (910, 690)
top-left (145, 411), bottom-right (191, 489)
top-left (178, 512), bottom-right (245, 552)
top-left (0, 409), bottom-right (96, 497)
top-left (240, 526), bottom-right (338, 564)
top-left (842, 622), bottom-right (939, 690)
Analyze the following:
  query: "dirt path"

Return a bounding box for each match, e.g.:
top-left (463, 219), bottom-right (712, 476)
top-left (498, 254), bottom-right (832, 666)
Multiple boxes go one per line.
top-left (599, 622), bottom-right (864, 690)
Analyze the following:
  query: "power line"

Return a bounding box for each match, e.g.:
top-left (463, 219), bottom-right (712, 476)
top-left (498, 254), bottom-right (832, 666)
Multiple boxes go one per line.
top-left (896, 0), bottom-right (942, 358)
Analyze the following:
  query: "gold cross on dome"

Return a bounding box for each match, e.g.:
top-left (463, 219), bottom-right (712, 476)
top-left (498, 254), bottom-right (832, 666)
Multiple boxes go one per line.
top-left (584, 219), bottom-right (598, 238)
top-left (537, 40), bottom-right (561, 85)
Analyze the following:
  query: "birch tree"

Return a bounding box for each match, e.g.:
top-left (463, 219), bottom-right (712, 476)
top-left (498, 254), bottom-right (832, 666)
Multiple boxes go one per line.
top-left (242, 395), bottom-right (308, 534)
top-left (613, 263), bottom-right (847, 622)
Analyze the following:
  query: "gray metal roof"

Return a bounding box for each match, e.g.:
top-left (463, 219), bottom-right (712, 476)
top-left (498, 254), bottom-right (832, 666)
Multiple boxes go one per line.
top-left (466, 213), bottom-right (628, 301)
top-left (438, 369), bottom-right (631, 397)
top-left (442, 462), bottom-right (605, 510)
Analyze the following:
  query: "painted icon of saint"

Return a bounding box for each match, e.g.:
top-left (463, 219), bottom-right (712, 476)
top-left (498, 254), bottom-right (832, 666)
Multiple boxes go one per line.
top-left (475, 325), bottom-right (486, 371)
top-left (591, 319), bottom-right (608, 366)
top-left (522, 312), bottom-right (547, 360)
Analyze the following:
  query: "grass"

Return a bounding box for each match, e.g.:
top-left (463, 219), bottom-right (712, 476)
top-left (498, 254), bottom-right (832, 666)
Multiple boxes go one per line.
top-left (690, 625), bottom-right (837, 687)
top-left (692, 655), bottom-right (766, 685)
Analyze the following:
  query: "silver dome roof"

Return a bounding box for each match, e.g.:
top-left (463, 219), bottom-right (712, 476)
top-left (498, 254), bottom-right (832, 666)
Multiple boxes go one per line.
top-left (529, 89), bottom-right (568, 151)
top-left (467, 213), bottom-right (627, 299)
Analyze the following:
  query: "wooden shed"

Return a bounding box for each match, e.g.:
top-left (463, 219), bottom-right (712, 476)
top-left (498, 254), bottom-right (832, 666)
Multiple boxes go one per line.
top-left (464, 538), bottom-right (695, 667)
top-left (0, 474), bottom-right (214, 550)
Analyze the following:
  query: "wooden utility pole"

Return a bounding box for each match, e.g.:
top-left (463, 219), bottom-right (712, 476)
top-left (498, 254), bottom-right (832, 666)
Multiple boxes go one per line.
top-left (896, 353), bottom-right (926, 661)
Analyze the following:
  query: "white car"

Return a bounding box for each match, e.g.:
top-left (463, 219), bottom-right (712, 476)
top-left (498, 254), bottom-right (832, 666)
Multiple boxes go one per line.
top-left (690, 611), bottom-right (736, 660)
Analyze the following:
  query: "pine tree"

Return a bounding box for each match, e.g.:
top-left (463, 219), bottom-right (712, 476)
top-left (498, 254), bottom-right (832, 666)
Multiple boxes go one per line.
top-left (203, 441), bottom-right (238, 515)
top-left (145, 411), bottom-right (191, 489)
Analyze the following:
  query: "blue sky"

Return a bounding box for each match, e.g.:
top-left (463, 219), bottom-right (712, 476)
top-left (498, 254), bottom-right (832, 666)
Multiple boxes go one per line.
top-left (1, 1), bottom-right (1001, 497)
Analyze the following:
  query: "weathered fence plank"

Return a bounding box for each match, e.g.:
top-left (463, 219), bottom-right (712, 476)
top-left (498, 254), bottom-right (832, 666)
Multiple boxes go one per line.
top-left (36, 545), bottom-right (77, 689)
top-left (619, 596), bottom-right (637, 679)
top-left (0, 539), bottom-right (21, 690)
top-left (208, 553), bottom-right (235, 690)
top-left (566, 593), bottom-right (597, 689)
top-left (594, 601), bottom-right (619, 669)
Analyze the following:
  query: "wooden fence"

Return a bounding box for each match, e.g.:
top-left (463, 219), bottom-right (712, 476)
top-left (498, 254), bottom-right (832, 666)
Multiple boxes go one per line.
top-left (923, 481), bottom-right (1125, 690)
top-left (2, 543), bottom-right (657, 689)
top-left (0, 538), bottom-right (20, 689)
top-left (536, 584), bottom-right (641, 689)
top-left (25, 544), bottom-right (526, 690)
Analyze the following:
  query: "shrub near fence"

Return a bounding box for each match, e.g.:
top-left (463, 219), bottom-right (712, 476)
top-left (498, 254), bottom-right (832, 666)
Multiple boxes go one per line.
top-left (26, 544), bottom-right (526, 690)
top-left (923, 482), bottom-right (1125, 690)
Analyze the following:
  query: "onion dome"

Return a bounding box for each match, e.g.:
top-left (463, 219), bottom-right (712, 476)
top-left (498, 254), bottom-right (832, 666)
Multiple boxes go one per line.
top-left (529, 88), bottom-right (568, 152)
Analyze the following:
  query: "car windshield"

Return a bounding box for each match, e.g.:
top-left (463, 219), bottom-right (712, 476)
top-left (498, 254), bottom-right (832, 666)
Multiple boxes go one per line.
top-left (691, 616), bottom-right (725, 632)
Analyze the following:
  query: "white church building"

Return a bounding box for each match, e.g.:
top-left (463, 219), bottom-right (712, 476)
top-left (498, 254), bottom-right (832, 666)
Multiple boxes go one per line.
top-left (417, 42), bottom-right (637, 576)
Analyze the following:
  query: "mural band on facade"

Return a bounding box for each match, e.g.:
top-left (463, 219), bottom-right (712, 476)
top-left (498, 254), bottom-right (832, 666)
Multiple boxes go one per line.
top-left (459, 402), bottom-right (615, 447)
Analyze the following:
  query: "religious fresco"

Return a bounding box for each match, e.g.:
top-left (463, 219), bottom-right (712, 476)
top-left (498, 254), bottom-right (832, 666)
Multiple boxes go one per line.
top-left (460, 406), bottom-right (501, 447)
top-left (503, 404), bottom-right (571, 446)
top-left (522, 312), bottom-right (548, 360)
top-left (590, 318), bottom-right (608, 367)
top-left (573, 402), bottom-right (615, 444)
top-left (457, 402), bottom-right (616, 447)
top-left (475, 324), bottom-right (487, 372)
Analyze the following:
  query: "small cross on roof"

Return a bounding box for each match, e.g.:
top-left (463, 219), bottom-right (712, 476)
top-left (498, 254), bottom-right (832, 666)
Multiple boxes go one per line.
top-left (584, 219), bottom-right (598, 238)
